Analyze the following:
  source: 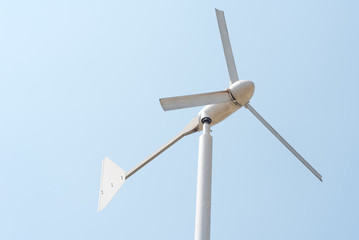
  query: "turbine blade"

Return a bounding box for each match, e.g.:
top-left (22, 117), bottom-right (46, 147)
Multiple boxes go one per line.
top-left (98, 157), bottom-right (126, 212)
top-left (125, 116), bottom-right (200, 179)
top-left (245, 103), bottom-right (322, 182)
top-left (160, 90), bottom-right (231, 111)
top-left (215, 9), bottom-right (239, 84)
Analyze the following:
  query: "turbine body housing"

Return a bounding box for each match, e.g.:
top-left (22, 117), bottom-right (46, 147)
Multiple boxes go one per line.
top-left (199, 80), bottom-right (255, 128)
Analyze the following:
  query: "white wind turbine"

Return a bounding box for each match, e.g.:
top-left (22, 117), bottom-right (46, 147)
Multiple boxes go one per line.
top-left (98, 8), bottom-right (322, 240)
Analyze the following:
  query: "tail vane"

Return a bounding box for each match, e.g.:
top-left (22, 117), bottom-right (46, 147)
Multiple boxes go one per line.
top-left (98, 157), bottom-right (126, 212)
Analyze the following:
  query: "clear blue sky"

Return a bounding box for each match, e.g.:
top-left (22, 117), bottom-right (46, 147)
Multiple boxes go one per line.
top-left (1, 1), bottom-right (358, 239)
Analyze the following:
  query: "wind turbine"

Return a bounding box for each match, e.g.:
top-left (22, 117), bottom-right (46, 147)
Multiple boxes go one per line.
top-left (98, 8), bottom-right (322, 240)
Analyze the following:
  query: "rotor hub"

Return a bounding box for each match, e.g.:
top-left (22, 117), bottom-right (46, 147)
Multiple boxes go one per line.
top-left (229, 80), bottom-right (255, 106)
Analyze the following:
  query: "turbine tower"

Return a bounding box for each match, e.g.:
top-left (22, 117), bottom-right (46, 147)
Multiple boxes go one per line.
top-left (98, 9), bottom-right (322, 240)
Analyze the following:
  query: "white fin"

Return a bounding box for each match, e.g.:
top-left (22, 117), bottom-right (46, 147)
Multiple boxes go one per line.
top-left (98, 157), bottom-right (126, 212)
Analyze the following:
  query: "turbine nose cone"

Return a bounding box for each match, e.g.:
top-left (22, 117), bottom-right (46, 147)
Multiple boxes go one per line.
top-left (229, 80), bottom-right (255, 105)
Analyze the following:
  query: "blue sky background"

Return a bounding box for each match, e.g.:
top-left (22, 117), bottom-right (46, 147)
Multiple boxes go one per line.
top-left (1, 1), bottom-right (358, 239)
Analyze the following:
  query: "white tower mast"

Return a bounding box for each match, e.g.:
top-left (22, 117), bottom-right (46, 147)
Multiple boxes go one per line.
top-left (194, 117), bottom-right (213, 240)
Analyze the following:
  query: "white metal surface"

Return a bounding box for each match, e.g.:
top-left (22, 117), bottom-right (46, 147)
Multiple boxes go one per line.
top-left (194, 122), bottom-right (213, 240)
top-left (98, 157), bottom-right (126, 212)
top-left (160, 90), bottom-right (231, 111)
top-left (215, 8), bottom-right (239, 85)
top-left (245, 103), bottom-right (322, 181)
